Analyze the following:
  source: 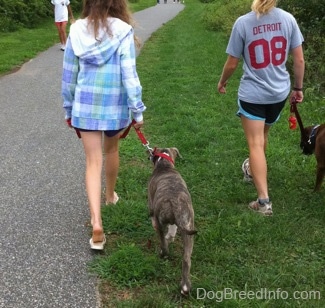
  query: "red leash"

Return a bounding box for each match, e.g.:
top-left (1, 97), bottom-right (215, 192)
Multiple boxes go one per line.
top-left (120, 120), bottom-right (175, 165)
top-left (66, 119), bottom-right (81, 138)
top-left (120, 119), bottom-right (154, 155)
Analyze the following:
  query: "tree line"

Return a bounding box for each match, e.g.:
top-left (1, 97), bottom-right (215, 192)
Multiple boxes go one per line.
top-left (1, 0), bottom-right (323, 94)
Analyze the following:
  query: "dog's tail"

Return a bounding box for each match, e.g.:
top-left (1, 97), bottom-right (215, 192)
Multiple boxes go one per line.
top-left (185, 229), bottom-right (197, 235)
top-left (175, 215), bottom-right (197, 236)
top-left (180, 227), bottom-right (197, 236)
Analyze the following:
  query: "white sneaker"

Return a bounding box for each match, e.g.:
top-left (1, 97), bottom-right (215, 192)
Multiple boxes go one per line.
top-left (242, 158), bottom-right (253, 182)
top-left (249, 200), bottom-right (273, 216)
top-left (60, 44), bottom-right (66, 51)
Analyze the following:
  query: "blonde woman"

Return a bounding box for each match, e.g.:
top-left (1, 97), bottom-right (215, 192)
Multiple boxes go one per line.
top-left (218, 0), bottom-right (305, 215)
top-left (62, 0), bottom-right (146, 249)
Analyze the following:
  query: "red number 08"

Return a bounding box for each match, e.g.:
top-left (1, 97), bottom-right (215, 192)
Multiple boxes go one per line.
top-left (248, 36), bottom-right (287, 69)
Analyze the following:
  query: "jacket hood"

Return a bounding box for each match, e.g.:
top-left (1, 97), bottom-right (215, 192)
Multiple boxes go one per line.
top-left (69, 17), bottom-right (132, 66)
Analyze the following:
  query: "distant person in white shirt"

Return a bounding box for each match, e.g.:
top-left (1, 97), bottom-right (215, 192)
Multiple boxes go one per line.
top-left (51, 0), bottom-right (75, 50)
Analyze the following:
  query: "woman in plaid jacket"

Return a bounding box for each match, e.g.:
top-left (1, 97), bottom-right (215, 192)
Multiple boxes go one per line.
top-left (62, 0), bottom-right (146, 250)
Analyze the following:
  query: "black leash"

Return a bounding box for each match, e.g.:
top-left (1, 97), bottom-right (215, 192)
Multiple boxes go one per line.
top-left (290, 98), bottom-right (319, 155)
top-left (290, 99), bottom-right (308, 144)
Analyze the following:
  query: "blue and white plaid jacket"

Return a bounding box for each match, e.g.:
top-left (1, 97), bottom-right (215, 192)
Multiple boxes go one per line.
top-left (62, 17), bottom-right (146, 130)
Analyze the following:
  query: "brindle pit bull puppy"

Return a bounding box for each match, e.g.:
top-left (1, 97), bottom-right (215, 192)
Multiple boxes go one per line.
top-left (148, 147), bottom-right (196, 295)
top-left (301, 124), bottom-right (325, 191)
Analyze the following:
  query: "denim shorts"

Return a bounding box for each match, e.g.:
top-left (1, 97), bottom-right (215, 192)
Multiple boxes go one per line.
top-left (78, 128), bottom-right (125, 137)
top-left (237, 99), bottom-right (286, 125)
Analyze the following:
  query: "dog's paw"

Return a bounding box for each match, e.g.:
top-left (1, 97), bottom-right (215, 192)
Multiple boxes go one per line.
top-left (180, 284), bottom-right (190, 296)
top-left (159, 249), bottom-right (169, 258)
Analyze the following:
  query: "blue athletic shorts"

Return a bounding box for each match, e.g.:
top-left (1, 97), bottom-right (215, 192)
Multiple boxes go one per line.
top-left (78, 128), bottom-right (125, 137)
top-left (237, 99), bottom-right (286, 125)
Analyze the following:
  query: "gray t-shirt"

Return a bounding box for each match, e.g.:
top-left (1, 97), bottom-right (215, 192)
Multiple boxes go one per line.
top-left (226, 8), bottom-right (304, 104)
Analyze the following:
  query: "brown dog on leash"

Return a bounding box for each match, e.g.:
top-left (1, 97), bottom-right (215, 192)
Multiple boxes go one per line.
top-left (148, 147), bottom-right (196, 295)
top-left (300, 124), bottom-right (325, 191)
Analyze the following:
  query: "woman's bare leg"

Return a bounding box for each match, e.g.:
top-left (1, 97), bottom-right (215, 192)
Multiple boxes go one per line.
top-left (80, 131), bottom-right (104, 242)
top-left (55, 22), bottom-right (67, 45)
top-left (241, 116), bottom-right (270, 200)
top-left (103, 134), bottom-right (120, 204)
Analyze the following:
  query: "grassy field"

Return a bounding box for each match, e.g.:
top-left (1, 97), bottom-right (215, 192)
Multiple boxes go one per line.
top-left (91, 1), bottom-right (324, 307)
top-left (2, 0), bottom-right (324, 307)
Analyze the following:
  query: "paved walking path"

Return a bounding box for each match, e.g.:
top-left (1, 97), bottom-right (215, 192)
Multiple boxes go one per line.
top-left (0, 3), bottom-right (184, 308)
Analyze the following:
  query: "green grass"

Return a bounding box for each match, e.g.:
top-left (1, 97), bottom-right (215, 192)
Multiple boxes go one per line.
top-left (129, 0), bottom-right (158, 11)
top-left (2, 0), bottom-right (324, 307)
top-left (0, 19), bottom-right (58, 74)
top-left (95, 1), bottom-right (325, 307)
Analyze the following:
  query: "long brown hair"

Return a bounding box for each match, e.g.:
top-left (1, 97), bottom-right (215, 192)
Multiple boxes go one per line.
top-left (81, 0), bottom-right (136, 39)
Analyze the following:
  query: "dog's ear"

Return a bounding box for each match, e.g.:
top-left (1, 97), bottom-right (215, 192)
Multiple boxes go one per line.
top-left (171, 147), bottom-right (182, 159)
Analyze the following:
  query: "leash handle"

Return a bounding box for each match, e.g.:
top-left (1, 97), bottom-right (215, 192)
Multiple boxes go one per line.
top-left (119, 119), bottom-right (136, 139)
top-left (66, 118), bottom-right (81, 138)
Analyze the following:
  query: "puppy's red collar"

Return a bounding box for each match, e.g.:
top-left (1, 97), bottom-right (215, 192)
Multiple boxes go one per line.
top-left (153, 149), bottom-right (174, 165)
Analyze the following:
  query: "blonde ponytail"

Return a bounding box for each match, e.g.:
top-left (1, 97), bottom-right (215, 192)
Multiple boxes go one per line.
top-left (251, 0), bottom-right (277, 17)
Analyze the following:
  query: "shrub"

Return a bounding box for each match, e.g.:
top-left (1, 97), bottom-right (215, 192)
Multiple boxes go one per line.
top-left (201, 0), bottom-right (251, 35)
top-left (279, 0), bottom-right (325, 92)
top-left (0, 0), bottom-right (83, 32)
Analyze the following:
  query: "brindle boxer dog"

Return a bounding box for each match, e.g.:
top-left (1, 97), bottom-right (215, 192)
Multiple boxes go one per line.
top-left (300, 124), bottom-right (325, 191)
top-left (148, 147), bottom-right (196, 295)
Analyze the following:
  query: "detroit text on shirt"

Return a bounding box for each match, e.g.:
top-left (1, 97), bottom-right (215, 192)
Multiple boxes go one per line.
top-left (253, 23), bottom-right (282, 35)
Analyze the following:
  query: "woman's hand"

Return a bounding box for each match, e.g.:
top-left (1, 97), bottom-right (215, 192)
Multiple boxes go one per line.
top-left (133, 120), bottom-right (144, 130)
top-left (218, 81), bottom-right (227, 94)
